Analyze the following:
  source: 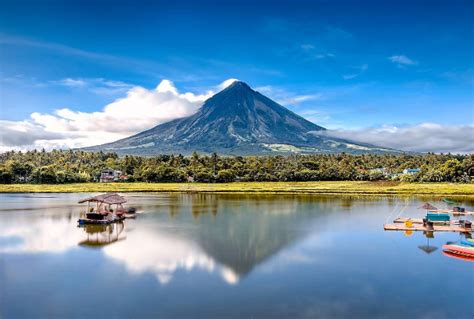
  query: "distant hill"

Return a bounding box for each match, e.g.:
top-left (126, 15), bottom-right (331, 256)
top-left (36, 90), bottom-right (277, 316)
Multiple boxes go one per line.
top-left (84, 81), bottom-right (395, 155)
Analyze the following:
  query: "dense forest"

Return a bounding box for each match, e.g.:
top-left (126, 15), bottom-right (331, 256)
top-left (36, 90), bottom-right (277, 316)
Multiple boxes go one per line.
top-left (0, 150), bottom-right (472, 184)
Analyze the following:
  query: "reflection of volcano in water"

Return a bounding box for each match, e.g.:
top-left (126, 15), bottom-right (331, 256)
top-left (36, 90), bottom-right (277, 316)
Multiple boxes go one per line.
top-left (102, 194), bottom-right (353, 284)
top-left (181, 194), bottom-right (342, 277)
top-left (0, 193), bottom-right (354, 286)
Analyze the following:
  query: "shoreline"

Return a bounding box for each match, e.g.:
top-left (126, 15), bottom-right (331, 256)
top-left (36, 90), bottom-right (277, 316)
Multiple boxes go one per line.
top-left (1, 181), bottom-right (473, 197)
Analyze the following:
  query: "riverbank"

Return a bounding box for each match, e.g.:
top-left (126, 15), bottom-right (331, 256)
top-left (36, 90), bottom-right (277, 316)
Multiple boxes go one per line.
top-left (1, 181), bottom-right (473, 197)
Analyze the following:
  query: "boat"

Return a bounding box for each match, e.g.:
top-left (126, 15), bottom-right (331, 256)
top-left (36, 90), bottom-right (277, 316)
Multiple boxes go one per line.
top-left (77, 193), bottom-right (132, 225)
top-left (442, 251), bottom-right (474, 262)
top-left (460, 238), bottom-right (474, 247)
top-left (426, 212), bottom-right (450, 222)
top-left (442, 198), bottom-right (459, 205)
top-left (442, 244), bottom-right (474, 258)
top-left (419, 203), bottom-right (450, 223)
top-left (78, 216), bottom-right (125, 225)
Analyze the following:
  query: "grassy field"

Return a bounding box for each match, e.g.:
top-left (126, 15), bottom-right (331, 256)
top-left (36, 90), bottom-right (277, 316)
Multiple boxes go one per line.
top-left (1, 181), bottom-right (473, 197)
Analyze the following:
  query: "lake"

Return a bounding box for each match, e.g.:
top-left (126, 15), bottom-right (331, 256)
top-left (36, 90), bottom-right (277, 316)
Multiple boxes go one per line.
top-left (0, 193), bottom-right (472, 319)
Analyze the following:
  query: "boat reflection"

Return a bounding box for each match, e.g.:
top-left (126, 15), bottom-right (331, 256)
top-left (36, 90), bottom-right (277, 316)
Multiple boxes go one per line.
top-left (442, 251), bottom-right (474, 262)
top-left (408, 230), bottom-right (474, 262)
top-left (78, 222), bottom-right (126, 248)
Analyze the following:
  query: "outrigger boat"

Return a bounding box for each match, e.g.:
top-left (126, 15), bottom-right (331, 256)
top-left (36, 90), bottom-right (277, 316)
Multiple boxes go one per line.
top-left (442, 244), bottom-right (474, 260)
top-left (77, 193), bottom-right (135, 225)
top-left (442, 198), bottom-right (459, 205)
top-left (460, 238), bottom-right (474, 247)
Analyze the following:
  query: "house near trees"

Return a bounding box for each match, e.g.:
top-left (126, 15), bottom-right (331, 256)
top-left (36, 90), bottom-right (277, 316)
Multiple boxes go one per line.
top-left (403, 168), bottom-right (421, 175)
top-left (100, 168), bottom-right (127, 182)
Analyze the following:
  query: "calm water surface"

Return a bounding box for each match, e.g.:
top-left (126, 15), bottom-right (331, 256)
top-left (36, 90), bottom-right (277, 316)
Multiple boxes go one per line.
top-left (0, 193), bottom-right (472, 319)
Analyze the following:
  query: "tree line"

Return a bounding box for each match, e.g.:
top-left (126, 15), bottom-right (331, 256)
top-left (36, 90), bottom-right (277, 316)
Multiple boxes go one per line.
top-left (0, 149), bottom-right (472, 184)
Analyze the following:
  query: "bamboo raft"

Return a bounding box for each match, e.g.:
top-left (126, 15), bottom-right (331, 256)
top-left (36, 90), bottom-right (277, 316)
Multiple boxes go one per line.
top-left (385, 201), bottom-right (473, 233)
top-left (393, 217), bottom-right (459, 225)
top-left (384, 223), bottom-right (473, 233)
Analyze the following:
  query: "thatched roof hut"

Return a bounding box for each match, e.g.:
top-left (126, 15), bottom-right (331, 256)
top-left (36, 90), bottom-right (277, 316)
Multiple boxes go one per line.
top-left (418, 203), bottom-right (438, 210)
top-left (78, 193), bottom-right (127, 205)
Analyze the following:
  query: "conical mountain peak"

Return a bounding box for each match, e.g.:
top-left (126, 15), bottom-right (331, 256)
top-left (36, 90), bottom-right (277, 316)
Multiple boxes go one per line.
top-left (226, 80), bottom-right (252, 90)
top-left (214, 80), bottom-right (255, 98)
top-left (86, 81), bottom-right (393, 155)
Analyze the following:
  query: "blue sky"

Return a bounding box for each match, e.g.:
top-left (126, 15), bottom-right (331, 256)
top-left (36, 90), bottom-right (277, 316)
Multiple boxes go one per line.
top-left (0, 0), bottom-right (473, 152)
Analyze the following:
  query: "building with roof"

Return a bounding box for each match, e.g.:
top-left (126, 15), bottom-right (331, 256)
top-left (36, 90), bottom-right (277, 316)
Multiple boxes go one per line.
top-left (403, 168), bottom-right (421, 175)
top-left (99, 169), bottom-right (125, 182)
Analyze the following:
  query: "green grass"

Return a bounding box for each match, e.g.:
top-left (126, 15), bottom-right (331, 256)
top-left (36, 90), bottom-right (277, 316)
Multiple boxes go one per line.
top-left (1, 181), bottom-right (473, 197)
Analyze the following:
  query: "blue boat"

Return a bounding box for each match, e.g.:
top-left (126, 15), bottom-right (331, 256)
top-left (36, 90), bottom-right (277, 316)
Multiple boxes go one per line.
top-left (442, 198), bottom-right (458, 205)
top-left (460, 239), bottom-right (474, 247)
top-left (426, 212), bottom-right (450, 222)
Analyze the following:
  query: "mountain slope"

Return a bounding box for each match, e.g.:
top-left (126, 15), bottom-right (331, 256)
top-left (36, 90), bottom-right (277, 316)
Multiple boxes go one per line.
top-left (85, 81), bottom-right (393, 155)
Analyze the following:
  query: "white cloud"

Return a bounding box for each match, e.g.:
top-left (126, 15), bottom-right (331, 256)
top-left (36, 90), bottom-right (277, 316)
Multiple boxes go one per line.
top-left (317, 123), bottom-right (474, 153)
top-left (313, 53), bottom-right (335, 59)
top-left (218, 78), bottom-right (239, 90)
top-left (292, 95), bottom-right (321, 103)
top-left (255, 85), bottom-right (324, 106)
top-left (343, 64), bottom-right (368, 80)
top-left (103, 227), bottom-right (239, 285)
top-left (0, 120), bottom-right (63, 147)
top-left (299, 109), bottom-right (332, 125)
top-left (342, 74), bottom-right (358, 80)
top-left (0, 217), bottom-right (84, 254)
top-left (389, 55), bottom-right (417, 66)
top-left (300, 44), bottom-right (315, 51)
top-left (53, 77), bottom-right (134, 95)
top-left (59, 78), bottom-right (87, 87)
top-left (297, 43), bottom-right (334, 61)
top-left (325, 26), bottom-right (354, 40)
top-left (0, 79), bottom-right (224, 150)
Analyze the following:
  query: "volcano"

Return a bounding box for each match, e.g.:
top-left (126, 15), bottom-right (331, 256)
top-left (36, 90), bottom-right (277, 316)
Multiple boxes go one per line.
top-left (85, 81), bottom-right (392, 155)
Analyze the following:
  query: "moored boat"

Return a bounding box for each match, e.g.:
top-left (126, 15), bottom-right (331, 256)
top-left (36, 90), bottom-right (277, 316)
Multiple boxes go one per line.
top-left (442, 198), bottom-right (458, 205)
top-left (78, 216), bottom-right (125, 225)
top-left (426, 212), bottom-right (450, 222)
top-left (442, 244), bottom-right (474, 258)
top-left (442, 251), bottom-right (474, 262)
top-left (460, 238), bottom-right (474, 247)
top-left (78, 193), bottom-right (131, 225)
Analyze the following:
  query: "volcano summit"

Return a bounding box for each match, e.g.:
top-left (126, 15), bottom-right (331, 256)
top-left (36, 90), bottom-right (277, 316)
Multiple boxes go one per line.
top-left (85, 81), bottom-right (392, 155)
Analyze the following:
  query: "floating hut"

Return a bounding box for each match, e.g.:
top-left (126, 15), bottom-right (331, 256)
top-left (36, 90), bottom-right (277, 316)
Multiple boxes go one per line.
top-left (419, 203), bottom-right (438, 211)
top-left (78, 193), bottom-right (129, 225)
